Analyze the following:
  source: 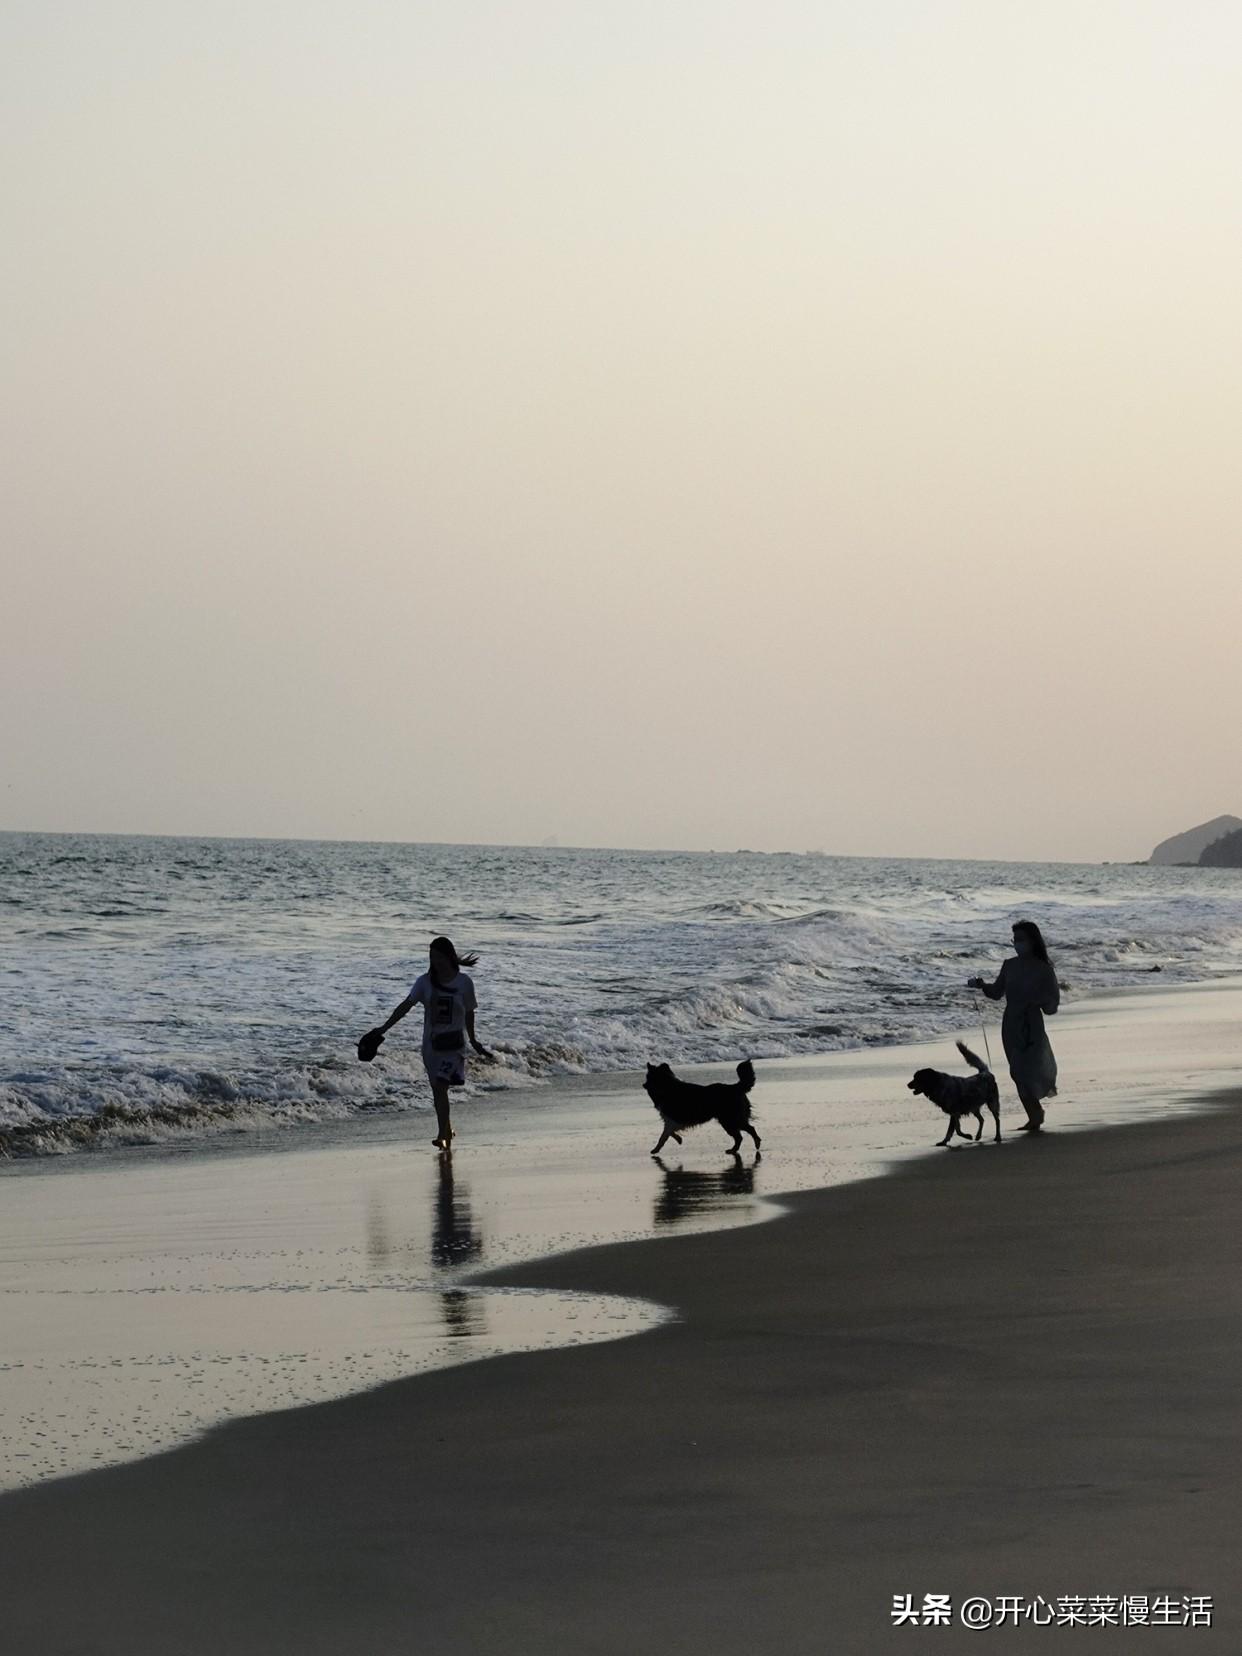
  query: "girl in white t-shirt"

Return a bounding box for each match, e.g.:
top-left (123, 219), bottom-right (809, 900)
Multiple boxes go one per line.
top-left (374, 936), bottom-right (493, 1149)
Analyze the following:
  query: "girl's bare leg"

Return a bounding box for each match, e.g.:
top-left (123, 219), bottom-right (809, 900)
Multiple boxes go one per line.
top-left (432, 1084), bottom-right (453, 1148)
top-left (1017, 1086), bottom-right (1044, 1131)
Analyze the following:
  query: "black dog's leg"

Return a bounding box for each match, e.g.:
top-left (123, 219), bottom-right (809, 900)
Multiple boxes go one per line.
top-left (938, 1121), bottom-right (954, 1147)
top-left (742, 1123), bottom-right (762, 1151)
top-left (972, 1110), bottom-right (983, 1141)
top-left (651, 1126), bottom-right (674, 1156)
top-left (990, 1103), bottom-right (1002, 1144)
top-left (955, 1116), bottom-right (973, 1140)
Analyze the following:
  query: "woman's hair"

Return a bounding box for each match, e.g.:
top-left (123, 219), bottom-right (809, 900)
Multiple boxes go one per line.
top-left (1012, 920), bottom-right (1050, 962)
top-left (429, 936), bottom-right (480, 980)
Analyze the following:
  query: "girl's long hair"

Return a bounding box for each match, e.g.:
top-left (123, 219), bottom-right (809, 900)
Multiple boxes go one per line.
top-left (1012, 920), bottom-right (1050, 963)
top-left (429, 936), bottom-right (480, 982)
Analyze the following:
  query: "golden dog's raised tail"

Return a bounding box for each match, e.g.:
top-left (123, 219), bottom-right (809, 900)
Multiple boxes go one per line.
top-left (955, 1040), bottom-right (991, 1074)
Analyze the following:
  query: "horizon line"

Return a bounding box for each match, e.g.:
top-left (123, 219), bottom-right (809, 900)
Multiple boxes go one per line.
top-left (0, 824), bottom-right (1140, 868)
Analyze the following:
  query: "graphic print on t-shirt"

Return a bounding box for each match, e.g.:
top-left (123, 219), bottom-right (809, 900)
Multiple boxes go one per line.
top-left (433, 993), bottom-right (456, 1027)
top-left (409, 973), bottom-right (475, 1084)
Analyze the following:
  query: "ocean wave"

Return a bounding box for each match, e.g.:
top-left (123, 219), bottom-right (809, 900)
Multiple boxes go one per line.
top-left (0, 1097), bottom-right (279, 1158)
top-left (0, 1054), bottom-right (429, 1158)
top-left (684, 898), bottom-right (795, 919)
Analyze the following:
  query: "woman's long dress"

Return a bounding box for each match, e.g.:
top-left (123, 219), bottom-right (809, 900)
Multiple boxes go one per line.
top-left (980, 955), bottom-right (1060, 1101)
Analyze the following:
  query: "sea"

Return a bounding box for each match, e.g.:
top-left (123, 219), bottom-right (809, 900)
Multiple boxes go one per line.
top-left (4, 831), bottom-right (1242, 1158)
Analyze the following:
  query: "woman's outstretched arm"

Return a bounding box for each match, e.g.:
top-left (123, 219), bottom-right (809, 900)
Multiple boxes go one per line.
top-left (377, 993), bottom-right (415, 1035)
top-left (968, 962), bottom-right (1007, 1000)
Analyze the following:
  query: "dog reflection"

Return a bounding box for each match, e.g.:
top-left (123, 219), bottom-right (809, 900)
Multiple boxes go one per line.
top-left (432, 1154), bottom-right (486, 1338)
top-left (652, 1156), bottom-right (758, 1229)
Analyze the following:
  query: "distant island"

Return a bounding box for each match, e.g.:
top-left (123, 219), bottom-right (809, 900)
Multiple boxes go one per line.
top-left (1148, 814), bottom-right (1242, 866)
top-left (1199, 827), bottom-right (1242, 868)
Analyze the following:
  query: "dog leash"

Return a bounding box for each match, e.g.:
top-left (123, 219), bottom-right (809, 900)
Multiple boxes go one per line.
top-left (971, 991), bottom-right (994, 1069)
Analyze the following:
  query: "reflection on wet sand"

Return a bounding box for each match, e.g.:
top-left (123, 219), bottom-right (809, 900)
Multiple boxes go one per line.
top-left (431, 1153), bottom-right (484, 1269)
top-left (365, 1195), bottom-right (393, 1266)
top-left (651, 1155), bottom-right (761, 1229)
top-left (364, 1153), bottom-right (488, 1339)
top-left (432, 1153), bottom-right (486, 1338)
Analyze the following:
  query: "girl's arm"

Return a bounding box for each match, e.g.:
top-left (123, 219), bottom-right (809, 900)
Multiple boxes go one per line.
top-left (466, 1007), bottom-right (493, 1059)
top-left (377, 994), bottom-right (415, 1035)
top-left (968, 961), bottom-right (1007, 1001)
top-left (1042, 964), bottom-right (1061, 1016)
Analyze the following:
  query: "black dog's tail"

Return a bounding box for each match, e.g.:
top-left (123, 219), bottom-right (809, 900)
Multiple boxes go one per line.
top-left (736, 1058), bottom-right (756, 1092)
top-left (955, 1040), bottom-right (990, 1074)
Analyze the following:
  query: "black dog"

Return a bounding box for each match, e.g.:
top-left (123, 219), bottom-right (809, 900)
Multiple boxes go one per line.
top-left (908, 1041), bottom-right (1001, 1147)
top-left (644, 1059), bottom-right (760, 1156)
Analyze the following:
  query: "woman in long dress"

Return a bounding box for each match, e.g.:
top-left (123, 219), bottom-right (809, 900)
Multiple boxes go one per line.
top-left (968, 920), bottom-right (1060, 1133)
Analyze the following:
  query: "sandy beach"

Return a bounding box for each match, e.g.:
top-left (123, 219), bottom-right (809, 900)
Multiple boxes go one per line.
top-left (2, 978), bottom-right (1240, 1652)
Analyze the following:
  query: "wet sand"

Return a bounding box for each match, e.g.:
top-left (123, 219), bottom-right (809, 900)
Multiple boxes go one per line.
top-left (3, 1060), bottom-right (1241, 1648)
top-left (4, 979), bottom-right (1240, 1490)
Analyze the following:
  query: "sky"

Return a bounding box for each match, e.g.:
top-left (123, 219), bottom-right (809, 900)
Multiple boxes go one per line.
top-left (3, 1), bottom-right (1240, 863)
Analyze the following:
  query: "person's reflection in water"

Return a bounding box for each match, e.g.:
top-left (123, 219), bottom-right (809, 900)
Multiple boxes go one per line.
top-left (365, 1194), bottom-right (395, 1269)
top-left (651, 1155), bottom-right (758, 1230)
top-left (432, 1152), bottom-right (486, 1338)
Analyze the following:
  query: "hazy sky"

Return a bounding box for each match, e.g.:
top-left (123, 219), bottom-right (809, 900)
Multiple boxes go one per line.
top-left (4, 1), bottom-right (1239, 862)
